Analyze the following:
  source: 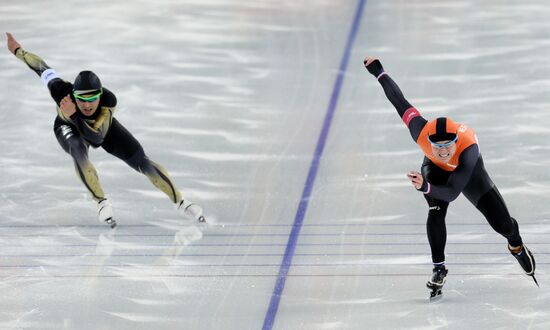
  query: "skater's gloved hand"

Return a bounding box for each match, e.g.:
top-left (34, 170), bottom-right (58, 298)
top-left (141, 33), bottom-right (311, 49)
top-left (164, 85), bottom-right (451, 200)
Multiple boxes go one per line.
top-left (407, 171), bottom-right (428, 192)
top-left (363, 56), bottom-right (384, 78)
top-left (60, 94), bottom-right (77, 118)
top-left (6, 32), bottom-right (21, 55)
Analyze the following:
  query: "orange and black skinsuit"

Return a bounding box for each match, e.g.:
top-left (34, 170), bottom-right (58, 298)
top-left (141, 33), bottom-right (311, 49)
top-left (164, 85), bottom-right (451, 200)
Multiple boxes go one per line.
top-left (366, 59), bottom-right (523, 265)
top-left (13, 47), bottom-right (183, 205)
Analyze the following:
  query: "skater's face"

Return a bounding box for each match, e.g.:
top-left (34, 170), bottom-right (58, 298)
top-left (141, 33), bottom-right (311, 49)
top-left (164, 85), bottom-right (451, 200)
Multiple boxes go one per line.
top-left (74, 91), bottom-right (101, 117)
top-left (431, 140), bottom-right (457, 163)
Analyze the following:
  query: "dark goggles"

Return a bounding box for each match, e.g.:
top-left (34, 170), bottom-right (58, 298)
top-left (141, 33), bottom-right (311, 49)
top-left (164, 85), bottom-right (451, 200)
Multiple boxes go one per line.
top-left (73, 89), bottom-right (103, 102)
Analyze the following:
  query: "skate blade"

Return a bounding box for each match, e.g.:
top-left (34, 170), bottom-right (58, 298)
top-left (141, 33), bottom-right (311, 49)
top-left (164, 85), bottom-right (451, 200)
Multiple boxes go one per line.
top-left (531, 275), bottom-right (540, 287)
top-left (427, 281), bottom-right (444, 302)
top-left (429, 289), bottom-right (443, 302)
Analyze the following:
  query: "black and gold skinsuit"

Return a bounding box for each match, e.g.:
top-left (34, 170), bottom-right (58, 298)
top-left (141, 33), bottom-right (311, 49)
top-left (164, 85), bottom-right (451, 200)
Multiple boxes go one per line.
top-left (14, 48), bottom-right (183, 204)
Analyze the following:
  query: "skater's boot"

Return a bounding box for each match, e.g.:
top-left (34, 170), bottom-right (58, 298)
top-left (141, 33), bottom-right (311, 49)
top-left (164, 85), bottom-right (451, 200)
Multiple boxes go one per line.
top-left (509, 244), bottom-right (535, 275)
top-left (426, 265), bottom-right (448, 300)
top-left (177, 199), bottom-right (206, 225)
top-left (509, 244), bottom-right (538, 286)
top-left (97, 198), bottom-right (116, 228)
top-left (427, 265), bottom-right (448, 288)
top-left (175, 199), bottom-right (205, 245)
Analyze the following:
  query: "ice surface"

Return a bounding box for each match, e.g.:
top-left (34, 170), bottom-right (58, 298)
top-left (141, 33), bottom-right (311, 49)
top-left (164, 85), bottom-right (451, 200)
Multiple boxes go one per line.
top-left (1, 0), bottom-right (550, 329)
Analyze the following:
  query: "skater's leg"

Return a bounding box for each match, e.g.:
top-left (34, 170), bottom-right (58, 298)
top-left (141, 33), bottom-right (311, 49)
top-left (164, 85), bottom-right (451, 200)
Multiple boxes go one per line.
top-left (461, 156), bottom-right (522, 246)
top-left (420, 158), bottom-right (452, 299)
top-left (421, 156), bottom-right (451, 265)
top-left (55, 120), bottom-right (114, 226)
top-left (101, 118), bottom-right (182, 203)
top-left (101, 119), bottom-right (204, 223)
top-left (425, 197), bottom-right (449, 265)
top-left (476, 188), bottom-right (537, 281)
top-left (127, 149), bottom-right (183, 204)
top-left (54, 121), bottom-right (105, 201)
top-left (463, 161), bottom-right (536, 281)
top-left (474, 187), bottom-right (522, 247)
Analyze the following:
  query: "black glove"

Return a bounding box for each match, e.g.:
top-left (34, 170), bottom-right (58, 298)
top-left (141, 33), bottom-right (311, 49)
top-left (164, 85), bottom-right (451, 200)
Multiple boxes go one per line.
top-left (364, 59), bottom-right (384, 78)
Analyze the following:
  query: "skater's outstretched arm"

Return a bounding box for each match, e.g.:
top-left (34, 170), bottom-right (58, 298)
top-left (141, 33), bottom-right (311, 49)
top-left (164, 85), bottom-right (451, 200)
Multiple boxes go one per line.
top-left (6, 32), bottom-right (64, 90)
top-left (7, 32), bottom-right (51, 76)
top-left (7, 32), bottom-right (76, 108)
top-left (364, 57), bottom-right (427, 142)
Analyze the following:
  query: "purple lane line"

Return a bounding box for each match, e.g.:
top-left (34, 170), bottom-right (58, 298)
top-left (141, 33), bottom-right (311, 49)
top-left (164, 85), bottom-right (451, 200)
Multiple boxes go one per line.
top-left (262, 1), bottom-right (367, 329)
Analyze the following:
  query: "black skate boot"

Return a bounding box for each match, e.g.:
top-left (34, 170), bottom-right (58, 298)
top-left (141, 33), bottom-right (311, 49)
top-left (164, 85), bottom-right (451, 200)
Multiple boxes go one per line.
top-left (426, 265), bottom-right (448, 301)
top-left (509, 244), bottom-right (538, 286)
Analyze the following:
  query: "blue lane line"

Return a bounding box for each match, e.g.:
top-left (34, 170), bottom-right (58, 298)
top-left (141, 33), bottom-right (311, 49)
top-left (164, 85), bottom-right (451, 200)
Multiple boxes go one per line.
top-left (262, 1), bottom-right (367, 329)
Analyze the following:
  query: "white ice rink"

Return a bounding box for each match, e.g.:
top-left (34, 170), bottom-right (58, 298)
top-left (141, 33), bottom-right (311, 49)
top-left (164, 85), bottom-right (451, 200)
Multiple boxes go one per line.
top-left (1, 0), bottom-right (550, 329)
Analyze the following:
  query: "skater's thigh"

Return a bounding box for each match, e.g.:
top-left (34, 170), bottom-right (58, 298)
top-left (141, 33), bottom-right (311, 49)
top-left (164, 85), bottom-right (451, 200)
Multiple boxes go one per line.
top-left (53, 117), bottom-right (88, 158)
top-left (474, 188), bottom-right (515, 234)
top-left (421, 158), bottom-right (450, 209)
top-left (101, 118), bottom-right (143, 161)
top-left (423, 194), bottom-right (449, 209)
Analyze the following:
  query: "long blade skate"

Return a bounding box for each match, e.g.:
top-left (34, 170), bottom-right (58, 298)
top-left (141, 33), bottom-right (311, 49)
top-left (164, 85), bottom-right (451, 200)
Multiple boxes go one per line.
top-left (426, 265), bottom-right (448, 301)
top-left (98, 199), bottom-right (116, 228)
top-left (178, 199), bottom-right (207, 226)
top-left (509, 244), bottom-right (538, 287)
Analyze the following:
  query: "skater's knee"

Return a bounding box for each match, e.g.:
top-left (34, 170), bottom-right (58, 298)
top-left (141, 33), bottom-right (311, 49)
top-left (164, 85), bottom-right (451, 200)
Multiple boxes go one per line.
top-left (427, 202), bottom-right (448, 215)
top-left (125, 147), bottom-right (150, 173)
top-left (64, 140), bottom-right (89, 167)
top-left (56, 125), bottom-right (88, 157)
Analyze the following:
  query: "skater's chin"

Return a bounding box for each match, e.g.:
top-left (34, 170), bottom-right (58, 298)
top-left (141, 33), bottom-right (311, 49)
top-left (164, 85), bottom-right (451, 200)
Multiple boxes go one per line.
top-left (80, 108), bottom-right (97, 117)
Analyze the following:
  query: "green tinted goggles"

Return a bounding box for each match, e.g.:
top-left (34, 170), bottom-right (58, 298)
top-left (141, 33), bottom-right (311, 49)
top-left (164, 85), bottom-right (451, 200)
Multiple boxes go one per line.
top-left (73, 89), bottom-right (103, 102)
